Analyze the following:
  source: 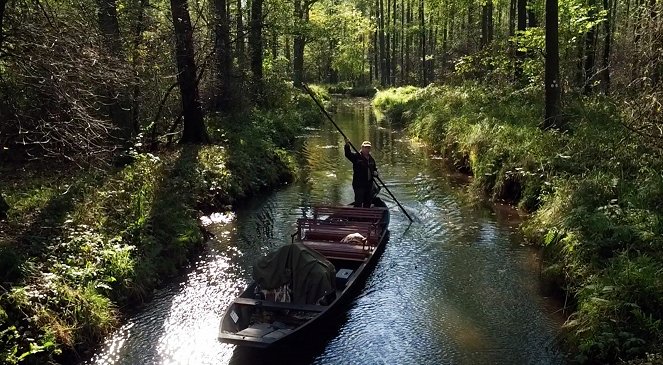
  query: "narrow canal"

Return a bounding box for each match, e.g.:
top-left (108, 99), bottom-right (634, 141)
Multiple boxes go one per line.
top-left (83, 98), bottom-right (566, 365)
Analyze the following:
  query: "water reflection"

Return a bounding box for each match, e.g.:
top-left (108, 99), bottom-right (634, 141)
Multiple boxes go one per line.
top-left (83, 98), bottom-right (564, 365)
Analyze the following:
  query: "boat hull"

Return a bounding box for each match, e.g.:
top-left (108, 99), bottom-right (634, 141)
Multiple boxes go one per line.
top-left (218, 206), bottom-right (390, 349)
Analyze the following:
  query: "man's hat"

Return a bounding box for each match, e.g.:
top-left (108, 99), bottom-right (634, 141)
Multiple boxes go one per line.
top-left (361, 141), bottom-right (372, 147)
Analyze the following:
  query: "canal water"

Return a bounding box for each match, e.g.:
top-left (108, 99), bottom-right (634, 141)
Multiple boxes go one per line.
top-left (83, 98), bottom-right (565, 365)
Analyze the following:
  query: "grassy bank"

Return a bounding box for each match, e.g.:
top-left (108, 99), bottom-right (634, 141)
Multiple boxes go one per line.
top-left (373, 85), bottom-right (663, 363)
top-left (0, 85), bottom-right (329, 364)
top-left (324, 83), bottom-right (378, 97)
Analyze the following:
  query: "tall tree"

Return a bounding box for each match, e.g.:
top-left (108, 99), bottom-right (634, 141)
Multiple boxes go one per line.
top-left (0, 0), bottom-right (8, 51)
top-left (249, 0), bottom-right (264, 100)
top-left (405, 0), bottom-right (412, 84)
top-left (543, 0), bottom-right (562, 130)
top-left (481, 0), bottom-right (494, 48)
top-left (515, 0), bottom-right (527, 78)
top-left (213, 0), bottom-right (234, 111)
top-left (236, 0), bottom-right (246, 70)
top-left (293, 0), bottom-right (316, 87)
top-left (130, 0), bottom-right (149, 134)
top-left (391, 0), bottom-right (397, 85)
top-left (583, 0), bottom-right (598, 94)
top-left (400, 0), bottom-right (405, 83)
top-left (0, 192), bottom-right (8, 220)
top-left (419, 0), bottom-right (426, 85)
top-left (378, 0), bottom-right (387, 85)
top-left (600, 0), bottom-right (613, 92)
top-left (170, 0), bottom-right (209, 143)
top-left (96, 0), bottom-right (134, 142)
top-left (527, 0), bottom-right (537, 27)
top-left (509, 0), bottom-right (516, 36)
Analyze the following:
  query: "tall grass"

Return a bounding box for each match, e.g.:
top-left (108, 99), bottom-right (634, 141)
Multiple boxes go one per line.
top-left (373, 84), bottom-right (663, 363)
top-left (0, 85), bottom-right (321, 364)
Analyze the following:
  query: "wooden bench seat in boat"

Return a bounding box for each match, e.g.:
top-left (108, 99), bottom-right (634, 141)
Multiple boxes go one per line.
top-left (313, 205), bottom-right (387, 222)
top-left (296, 218), bottom-right (378, 245)
top-left (301, 240), bottom-right (372, 261)
top-left (233, 298), bottom-right (326, 312)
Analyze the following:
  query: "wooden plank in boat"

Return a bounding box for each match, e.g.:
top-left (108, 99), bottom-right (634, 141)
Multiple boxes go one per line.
top-left (263, 329), bottom-right (294, 340)
top-left (302, 240), bottom-right (372, 261)
top-left (297, 219), bottom-right (379, 244)
top-left (236, 325), bottom-right (275, 338)
top-left (313, 206), bottom-right (387, 221)
top-left (233, 298), bottom-right (326, 312)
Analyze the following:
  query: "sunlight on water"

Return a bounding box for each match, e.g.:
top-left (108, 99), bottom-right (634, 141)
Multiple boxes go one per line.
top-left (82, 98), bottom-right (565, 365)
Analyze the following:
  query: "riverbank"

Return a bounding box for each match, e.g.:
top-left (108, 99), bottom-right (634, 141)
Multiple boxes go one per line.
top-left (0, 86), bottom-right (330, 364)
top-left (373, 84), bottom-right (663, 363)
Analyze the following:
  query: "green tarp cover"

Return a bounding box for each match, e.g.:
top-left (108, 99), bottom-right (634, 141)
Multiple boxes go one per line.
top-left (252, 243), bottom-right (336, 305)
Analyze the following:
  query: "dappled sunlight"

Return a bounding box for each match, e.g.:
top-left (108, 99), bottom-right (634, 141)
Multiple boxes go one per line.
top-left (85, 99), bottom-right (563, 365)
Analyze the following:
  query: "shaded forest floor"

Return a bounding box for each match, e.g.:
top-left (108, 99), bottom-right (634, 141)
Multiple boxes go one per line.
top-left (373, 84), bottom-right (663, 364)
top-left (0, 87), bottom-right (330, 364)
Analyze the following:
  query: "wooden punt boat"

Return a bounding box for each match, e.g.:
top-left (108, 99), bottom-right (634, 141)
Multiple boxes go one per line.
top-left (218, 204), bottom-right (390, 348)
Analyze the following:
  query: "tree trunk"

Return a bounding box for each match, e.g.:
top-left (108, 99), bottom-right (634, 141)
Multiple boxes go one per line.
top-left (509, 0), bottom-right (516, 36)
top-left (131, 0), bottom-right (149, 134)
top-left (0, 0), bottom-right (8, 51)
top-left (543, 0), bottom-right (562, 130)
top-left (528, 1), bottom-right (537, 27)
top-left (405, 0), bottom-right (413, 84)
top-left (515, 0), bottom-right (527, 78)
top-left (378, 0), bottom-right (386, 86)
top-left (601, 0), bottom-right (612, 93)
top-left (467, 2), bottom-right (473, 48)
top-left (481, 0), bottom-right (493, 48)
top-left (170, 0), bottom-right (208, 144)
top-left (419, 0), bottom-right (426, 86)
top-left (0, 192), bottom-right (9, 220)
top-left (650, 0), bottom-right (661, 85)
top-left (213, 0), bottom-right (234, 111)
top-left (400, 0), bottom-right (405, 84)
top-left (429, 15), bottom-right (436, 81)
top-left (271, 28), bottom-right (278, 60)
top-left (385, 0), bottom-right (391, 86)
top-left (373, 28), bottom-right (378, 83)
top-left (392, 0), bottom-right (397, 85)
top-left (249, 0), bottom-right (263, 101)
top-left (583, 0), bottom-right (597, 94)
top-left (96, 0), bottom-right (123, 54)
top-left (293, 0), bottom-right (306, 87)
top-left (236, 0), bottom-right (246, 71)
top-left (96, 0), bottom-right (134, 142)
top-left (361, 35), bottom-right (366, 85)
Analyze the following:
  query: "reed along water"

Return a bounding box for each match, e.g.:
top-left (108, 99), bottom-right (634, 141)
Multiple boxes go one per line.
top-left (83, 98), bottom-right (566, 365)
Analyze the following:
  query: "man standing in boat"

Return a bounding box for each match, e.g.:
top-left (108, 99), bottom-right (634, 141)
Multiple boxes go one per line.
top-left (344, 138), bottom-right (379, 207)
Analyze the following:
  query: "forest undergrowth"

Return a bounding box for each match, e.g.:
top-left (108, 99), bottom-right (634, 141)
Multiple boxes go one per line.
top-left (374, 84), bottom-right (663, 364)
top-left (0, 85), bottom-right (329, 364)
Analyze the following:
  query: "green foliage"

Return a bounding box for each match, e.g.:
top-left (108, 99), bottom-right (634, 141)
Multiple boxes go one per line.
top-left (0, 95), bottom-right (317, 363)
top-left (307, 1), bottom-right (373, 82)
top-left (373, 84), bottom-right (663, 362)
top-left (566, 254), bottom-right (663, 362)
top-left (372, 86), bottom-right (424, 123)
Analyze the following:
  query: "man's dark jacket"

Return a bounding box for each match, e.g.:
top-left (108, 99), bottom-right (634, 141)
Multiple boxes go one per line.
top-left (345, 144), bottom-right (377, 188)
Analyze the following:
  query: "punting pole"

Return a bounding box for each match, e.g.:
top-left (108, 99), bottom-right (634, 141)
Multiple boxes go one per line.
top-left (301, 83), bottom-right (414, 223)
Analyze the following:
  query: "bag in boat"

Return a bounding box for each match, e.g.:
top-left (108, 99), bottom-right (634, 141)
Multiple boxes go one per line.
top-left (252, 243), bottom-right (336, 305)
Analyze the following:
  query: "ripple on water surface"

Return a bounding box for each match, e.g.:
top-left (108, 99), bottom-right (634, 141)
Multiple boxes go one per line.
top-left (83, 99), bottom-right (565, 365)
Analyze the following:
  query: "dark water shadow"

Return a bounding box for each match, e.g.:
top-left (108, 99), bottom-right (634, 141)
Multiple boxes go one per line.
top-left (227, 311), bottom-right (350, 365)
